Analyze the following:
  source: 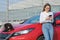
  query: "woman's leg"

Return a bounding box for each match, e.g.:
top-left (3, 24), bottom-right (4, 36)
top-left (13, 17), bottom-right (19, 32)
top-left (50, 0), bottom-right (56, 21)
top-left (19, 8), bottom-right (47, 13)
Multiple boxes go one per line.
top-left (49, 24), bottom-right (54, 40)
top-left (42, 23), bottom-right (50, 40)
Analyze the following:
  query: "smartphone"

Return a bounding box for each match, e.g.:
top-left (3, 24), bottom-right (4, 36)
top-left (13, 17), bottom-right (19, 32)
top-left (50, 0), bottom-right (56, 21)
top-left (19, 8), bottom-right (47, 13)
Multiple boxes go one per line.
top-left (49, 15), bottom-right (52, 17)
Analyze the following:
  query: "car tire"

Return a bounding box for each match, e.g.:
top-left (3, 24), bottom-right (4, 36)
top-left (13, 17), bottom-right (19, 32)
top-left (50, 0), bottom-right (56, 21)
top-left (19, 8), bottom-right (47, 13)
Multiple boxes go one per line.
top-left (37, 35), bottom-right (44, 40)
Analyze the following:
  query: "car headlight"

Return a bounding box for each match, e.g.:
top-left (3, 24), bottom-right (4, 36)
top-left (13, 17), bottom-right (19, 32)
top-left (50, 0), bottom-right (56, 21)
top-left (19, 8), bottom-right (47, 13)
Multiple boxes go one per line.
top-left (14, 28), bottom-right (34, 36)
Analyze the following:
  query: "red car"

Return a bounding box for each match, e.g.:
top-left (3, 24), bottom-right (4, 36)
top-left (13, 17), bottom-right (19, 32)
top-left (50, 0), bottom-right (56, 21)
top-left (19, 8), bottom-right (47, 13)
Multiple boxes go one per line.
top-left (0, 12), bottom-right (60, 40)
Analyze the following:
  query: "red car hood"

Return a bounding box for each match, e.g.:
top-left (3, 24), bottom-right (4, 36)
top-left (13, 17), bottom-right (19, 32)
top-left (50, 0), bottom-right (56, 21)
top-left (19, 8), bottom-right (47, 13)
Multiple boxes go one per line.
top-left (13, 24), bottom-right (32, 29)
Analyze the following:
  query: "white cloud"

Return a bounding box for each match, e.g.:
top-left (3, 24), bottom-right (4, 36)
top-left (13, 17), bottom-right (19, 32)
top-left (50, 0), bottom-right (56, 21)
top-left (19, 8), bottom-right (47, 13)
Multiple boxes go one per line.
top-left (9, 0), bottom-right (42, 10)
top-left (43, 0), bottom-right (60, 5)
top-left (9, 0), bottom-right (60, 10)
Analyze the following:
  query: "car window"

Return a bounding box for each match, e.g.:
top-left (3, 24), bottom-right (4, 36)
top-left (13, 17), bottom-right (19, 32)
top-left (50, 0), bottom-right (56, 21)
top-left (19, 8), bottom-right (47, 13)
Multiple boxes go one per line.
top-left (55, 15), bottom-right (60, 20)
top-left (55, 15), bottom-right (60, 26)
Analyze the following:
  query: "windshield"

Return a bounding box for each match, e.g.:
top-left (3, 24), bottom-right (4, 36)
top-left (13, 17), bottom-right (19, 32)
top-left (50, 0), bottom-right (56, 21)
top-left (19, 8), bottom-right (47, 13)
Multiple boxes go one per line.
top-left (23, 15), bottom-right (40, 24)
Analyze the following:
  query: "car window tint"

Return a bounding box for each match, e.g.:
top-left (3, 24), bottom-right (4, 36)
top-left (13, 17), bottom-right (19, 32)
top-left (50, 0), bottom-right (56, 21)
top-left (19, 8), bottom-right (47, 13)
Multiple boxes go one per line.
top-left (55, 15), bottom-right (60, 20)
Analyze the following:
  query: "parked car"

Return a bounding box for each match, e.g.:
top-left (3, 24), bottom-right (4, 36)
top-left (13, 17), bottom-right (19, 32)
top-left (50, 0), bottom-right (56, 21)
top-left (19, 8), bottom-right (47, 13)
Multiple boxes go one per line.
top-left (0, 12), bottom-right (60, 40)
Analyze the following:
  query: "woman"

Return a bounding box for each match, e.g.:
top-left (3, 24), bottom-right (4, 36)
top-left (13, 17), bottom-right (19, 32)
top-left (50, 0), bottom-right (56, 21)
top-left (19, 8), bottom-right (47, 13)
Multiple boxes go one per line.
top-left (40, 3), bottom-right (54, 40)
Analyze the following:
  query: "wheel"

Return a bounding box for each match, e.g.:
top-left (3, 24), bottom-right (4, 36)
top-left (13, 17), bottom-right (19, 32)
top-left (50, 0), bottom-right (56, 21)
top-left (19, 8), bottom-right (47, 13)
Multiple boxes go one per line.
top-left (37, 35), bottom-right (44, 40)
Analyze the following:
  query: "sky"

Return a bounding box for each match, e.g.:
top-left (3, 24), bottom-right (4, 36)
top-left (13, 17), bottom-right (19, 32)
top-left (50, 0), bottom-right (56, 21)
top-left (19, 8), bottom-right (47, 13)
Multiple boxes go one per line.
top-left (0, 0), bottom-right (60, 11)
top-left (0, 0), bottom-right (7, 12)
top-left (8, 0), bottom-right (60, 10)
top-left (9, 0), bottom-right (42, 10)
top-left (0, 0), bottom-right (23, 12)
top-left (0, 0), bottom-right (41, 11)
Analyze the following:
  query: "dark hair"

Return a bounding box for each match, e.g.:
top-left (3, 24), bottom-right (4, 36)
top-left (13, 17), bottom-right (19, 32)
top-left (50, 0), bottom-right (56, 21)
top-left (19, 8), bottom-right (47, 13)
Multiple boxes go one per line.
top-left (4, 23), bottom-right (14, 32)
top-left (43, 3), bottom-right (51, 12)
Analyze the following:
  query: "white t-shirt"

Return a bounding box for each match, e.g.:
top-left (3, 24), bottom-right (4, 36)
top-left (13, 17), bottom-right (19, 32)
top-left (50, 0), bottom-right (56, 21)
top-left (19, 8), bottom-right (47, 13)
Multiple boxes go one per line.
top-left (40, 11), bottom-right (54, 23)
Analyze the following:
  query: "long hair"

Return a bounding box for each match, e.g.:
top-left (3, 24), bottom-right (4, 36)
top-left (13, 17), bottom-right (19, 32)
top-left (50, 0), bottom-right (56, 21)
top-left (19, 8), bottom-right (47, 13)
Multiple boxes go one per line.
top-left (43, 3), bottom-right (51, 12)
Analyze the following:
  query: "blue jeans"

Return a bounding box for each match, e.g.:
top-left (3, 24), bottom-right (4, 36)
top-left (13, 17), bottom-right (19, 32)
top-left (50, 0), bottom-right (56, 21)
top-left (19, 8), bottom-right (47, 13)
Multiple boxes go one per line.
top-left (42, 23), bottom-right (54, 40)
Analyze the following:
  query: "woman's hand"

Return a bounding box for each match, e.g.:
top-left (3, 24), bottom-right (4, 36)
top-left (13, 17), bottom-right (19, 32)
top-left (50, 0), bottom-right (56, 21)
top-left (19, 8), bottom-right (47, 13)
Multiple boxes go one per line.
top-left (46, 17), bottom-right (52, 20)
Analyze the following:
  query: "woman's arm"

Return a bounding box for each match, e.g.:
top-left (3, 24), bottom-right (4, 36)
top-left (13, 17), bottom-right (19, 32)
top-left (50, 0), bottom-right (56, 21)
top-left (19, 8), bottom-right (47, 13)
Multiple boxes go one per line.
top-left (46, 16), bottom-right (52, 20)
top-left (40, 12), bottom-right (46, 23)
